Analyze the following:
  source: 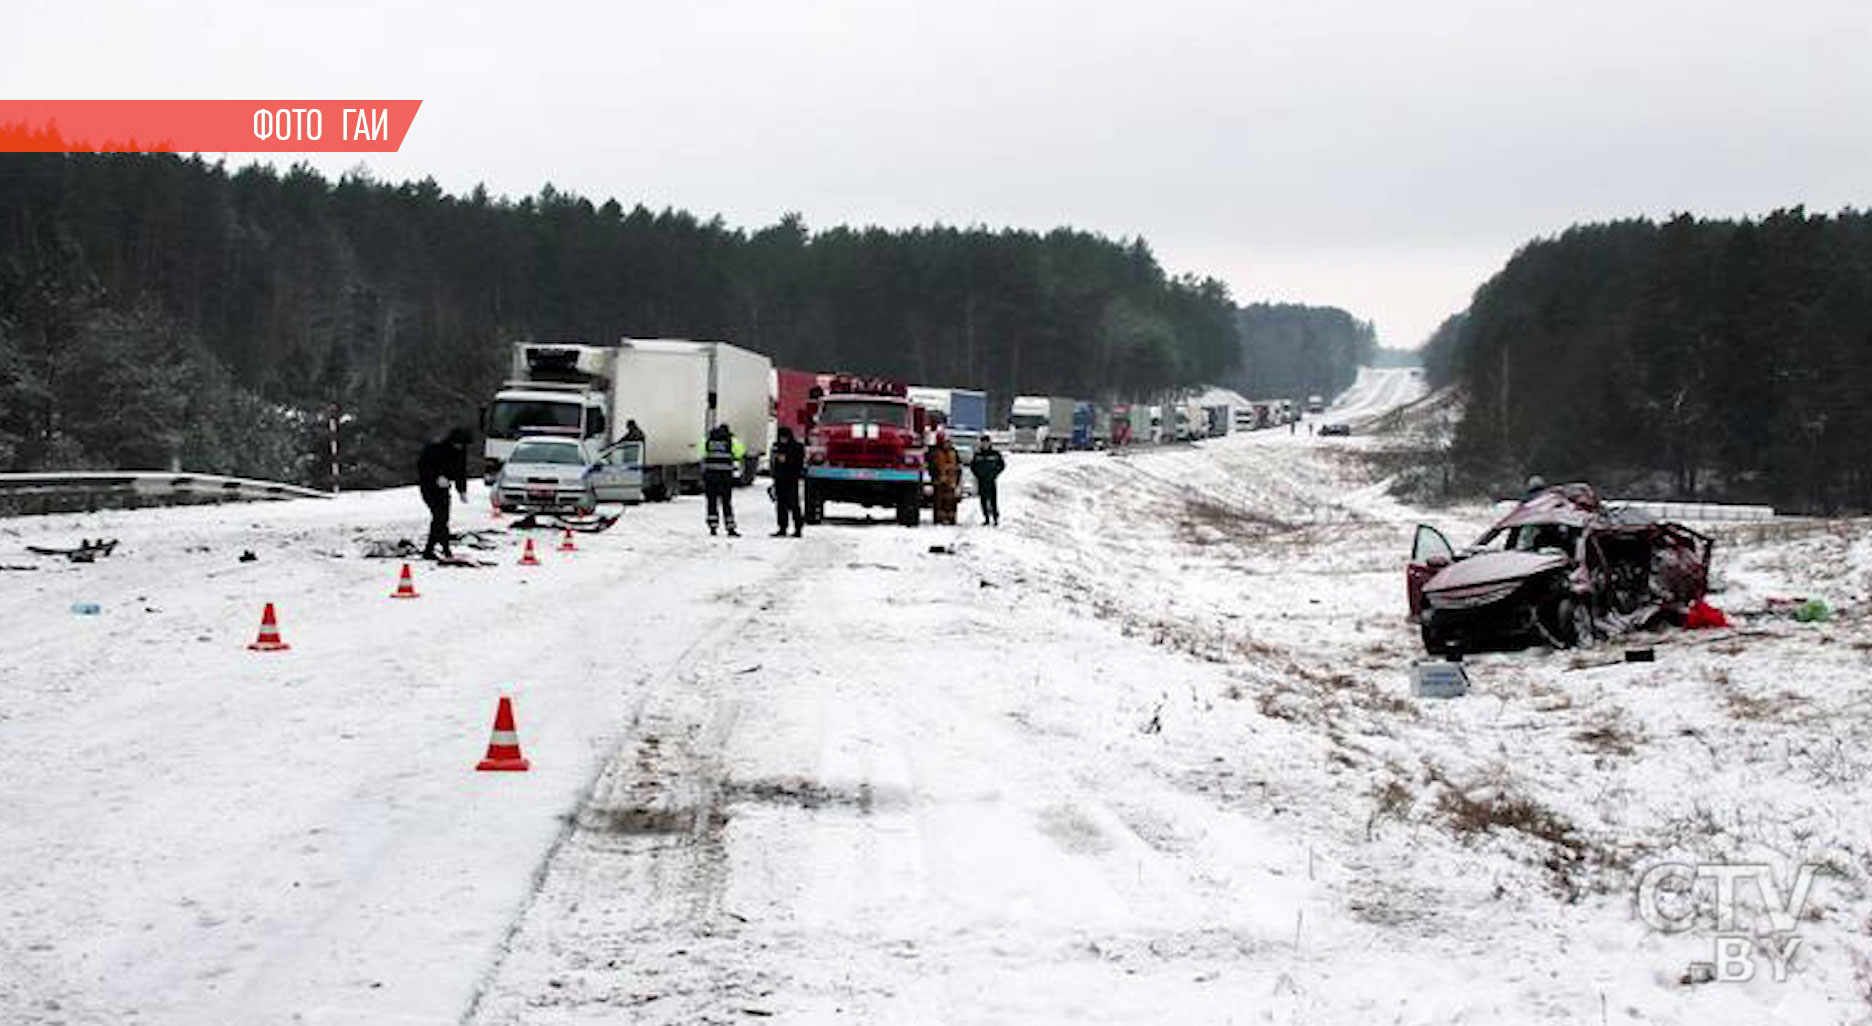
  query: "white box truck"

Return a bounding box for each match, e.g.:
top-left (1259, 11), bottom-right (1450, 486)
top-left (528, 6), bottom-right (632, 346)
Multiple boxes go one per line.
top-left (484, 339), bottom-right (772, 501)
top-left (1009, 395), bottom-right (1075, 452)
top-left (613, 339), bottom-right (772, 498)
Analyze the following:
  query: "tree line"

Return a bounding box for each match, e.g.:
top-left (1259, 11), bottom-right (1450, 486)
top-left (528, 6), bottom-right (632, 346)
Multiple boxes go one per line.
top-left (1424, 209), bottom-right (1872, 512)
top-left (1224, 302), bottom-right (1378, 401)
top-left (0, 153), bottom-right (1242, 486)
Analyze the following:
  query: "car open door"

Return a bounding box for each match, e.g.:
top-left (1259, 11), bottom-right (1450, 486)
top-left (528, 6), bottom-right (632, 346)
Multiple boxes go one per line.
top-left (590, 440), bottom-right (645, 504)
top-left (1406, 524), bottom-right (1456, 621)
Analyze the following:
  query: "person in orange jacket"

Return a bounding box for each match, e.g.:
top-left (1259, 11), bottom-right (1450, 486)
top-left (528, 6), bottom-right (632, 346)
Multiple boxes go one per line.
top-left (927, 432), bottom-right (962, 525)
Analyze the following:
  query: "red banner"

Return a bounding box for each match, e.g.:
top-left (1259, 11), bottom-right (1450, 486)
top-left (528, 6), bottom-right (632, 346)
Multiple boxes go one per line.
top-left (0, 101), bottom-right (423, 153)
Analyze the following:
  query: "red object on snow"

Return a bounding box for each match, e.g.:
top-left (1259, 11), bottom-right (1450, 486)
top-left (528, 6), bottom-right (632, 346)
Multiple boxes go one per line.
top-left (476, 695), bottom-right (531, 772)
top-left (390, 562), bottom-right (420, 599)
top-left (247, 602), bottom-right (291, 651)
top-left (1685, 600), bottom-right (1729, 629)
top-left (518, 537), bottom-right (541, 566)
top-left (558, 529), bottom-right (577, 553)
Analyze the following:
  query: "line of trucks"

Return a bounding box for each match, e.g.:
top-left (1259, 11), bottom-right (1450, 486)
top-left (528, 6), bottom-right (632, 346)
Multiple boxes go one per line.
top-left (480, 339), bottom-right (1328, 523)
top-left (1001, 394), bottom-right (1320, 452)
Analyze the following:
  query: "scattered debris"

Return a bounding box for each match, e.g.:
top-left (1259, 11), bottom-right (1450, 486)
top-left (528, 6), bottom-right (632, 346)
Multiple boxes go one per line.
top-left (1794, 599), bottom-right (1832, 623)
top-left (511, 512), bottom-right (620, 534)
top-left (1409, 660), bottom-right (1471, 698)
top-left (927, 544), bottom-right (954, 555)
top-left (238, 550), bottom-right (258, 563)
top-left (1685, 600), bottom-right (1729, 628)
top-left (27, 538), bottom-right (119, 563)
top-left (1623, 648), bottom-right (1655, 663)
top-left (69, 602), bottom-right (101, 615)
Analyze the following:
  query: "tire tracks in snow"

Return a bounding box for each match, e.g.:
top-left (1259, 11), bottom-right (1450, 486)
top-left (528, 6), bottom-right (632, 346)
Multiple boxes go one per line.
top-left (457, 534), bottom-right (823, 1025)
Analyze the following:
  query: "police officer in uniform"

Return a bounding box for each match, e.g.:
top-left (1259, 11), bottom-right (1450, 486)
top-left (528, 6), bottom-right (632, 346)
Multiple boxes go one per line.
top-left (769, 426), bottom-right (806, 537)
top-left (969, 435), bottom-right (1005, 526)
top-left (702, 422), bottom-right (745, 536)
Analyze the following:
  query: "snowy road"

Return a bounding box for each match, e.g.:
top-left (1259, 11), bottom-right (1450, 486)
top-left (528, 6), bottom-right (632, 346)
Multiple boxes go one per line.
top-left (8, 367), bottom-right (1872, 1025)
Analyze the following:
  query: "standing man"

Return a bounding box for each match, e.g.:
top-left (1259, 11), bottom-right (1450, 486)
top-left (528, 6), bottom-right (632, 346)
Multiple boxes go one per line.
top-left (927, 431), bottom-right (962, 525)
top-left (623, 419), bottom-right (645, 443)
top-left (969, 435), bottom-right (1005, 526)
top-left (701, 422), bottom-right (744, 537)
top-left (769, 426), bottom-right (806, 537)
top-left (418, 427), bottom-right (471, 560)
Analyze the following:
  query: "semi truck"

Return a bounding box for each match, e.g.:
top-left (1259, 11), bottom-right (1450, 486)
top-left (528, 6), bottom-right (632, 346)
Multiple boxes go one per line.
top-left (1111, 404), bottom-right (1136, 446)
top-left (1010, 395), bottom-right (1075, 452)
top-left (907, 385), bottom-right (989, 461)
top-left (483, 339), bottom-right (772, 501)
top-left (803, 375), bottom-right (931, 526)
top-left (1070, 402), bottom-right (1094, 449)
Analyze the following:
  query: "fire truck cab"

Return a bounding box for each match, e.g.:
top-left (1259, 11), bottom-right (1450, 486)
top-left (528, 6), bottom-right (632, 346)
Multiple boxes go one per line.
top-left (803, 375), bottom-right (929, 526)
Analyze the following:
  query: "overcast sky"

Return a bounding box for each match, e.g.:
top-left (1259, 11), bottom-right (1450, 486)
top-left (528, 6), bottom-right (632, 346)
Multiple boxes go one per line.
top-left (7, 0), bottom-right (1870, 346)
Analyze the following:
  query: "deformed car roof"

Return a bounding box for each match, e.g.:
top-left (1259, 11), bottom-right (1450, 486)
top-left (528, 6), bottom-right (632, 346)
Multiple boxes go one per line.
top-left (1492, 482), bottom-right (1602, 532)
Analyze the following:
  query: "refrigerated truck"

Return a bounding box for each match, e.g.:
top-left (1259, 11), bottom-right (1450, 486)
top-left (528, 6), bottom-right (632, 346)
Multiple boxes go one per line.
top-left (483, 339), bottom-right (772, 500)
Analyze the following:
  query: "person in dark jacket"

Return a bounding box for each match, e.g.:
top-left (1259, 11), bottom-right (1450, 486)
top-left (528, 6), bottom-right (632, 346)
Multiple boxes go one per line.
top-left (701, 423), bottom-right (744, 537)
top-left (968, 436), bottom-right (1005, 526)
top-left (622, 419), bottom-right (645, 443)
top-left (769, 426), bottom-right (806, 537)
top-left (418, 427), bottom-right (471, 559)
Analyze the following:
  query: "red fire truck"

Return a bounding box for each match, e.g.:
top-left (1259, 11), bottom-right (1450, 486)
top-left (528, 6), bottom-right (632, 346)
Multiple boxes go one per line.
top-left (803, 375), bottom-right (929, 526)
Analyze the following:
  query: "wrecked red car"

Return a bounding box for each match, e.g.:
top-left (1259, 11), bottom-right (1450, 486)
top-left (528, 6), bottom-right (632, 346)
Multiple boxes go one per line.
top-left (1405, 483), bottom-right (1713, 656)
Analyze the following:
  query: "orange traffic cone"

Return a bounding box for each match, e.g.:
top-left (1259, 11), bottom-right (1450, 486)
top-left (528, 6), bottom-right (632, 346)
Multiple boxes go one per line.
top-left (248, 602), bottom-right (291, 651)
top-left (558, 529), bottom-right (577, 553)
top-left (518, 537), bottom-right (541, 566)
top-left (475, 695), bottom-right (531, 771)
top-left (390, 562), bottom-right (420, 599)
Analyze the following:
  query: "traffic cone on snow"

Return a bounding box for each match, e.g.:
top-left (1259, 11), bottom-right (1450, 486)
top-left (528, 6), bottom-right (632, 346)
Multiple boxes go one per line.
top-left (558, 529), bottom-right (577, 553)
top-left (247, 602), bottom-right (291, 651)
top-left (390, 562), bottom-right (420, 599)
top-left (475, 695), bottom-right (531, 772)
top-left (518, 537), bottom-right (541, 566)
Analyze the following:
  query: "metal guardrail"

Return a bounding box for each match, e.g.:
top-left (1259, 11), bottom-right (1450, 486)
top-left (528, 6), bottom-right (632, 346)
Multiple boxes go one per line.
top-left (0, 472), bottom-right (331, 502)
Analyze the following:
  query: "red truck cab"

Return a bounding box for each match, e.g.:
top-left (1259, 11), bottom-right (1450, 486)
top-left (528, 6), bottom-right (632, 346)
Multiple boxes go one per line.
top-left (803, 375), bottom-right (929, 526)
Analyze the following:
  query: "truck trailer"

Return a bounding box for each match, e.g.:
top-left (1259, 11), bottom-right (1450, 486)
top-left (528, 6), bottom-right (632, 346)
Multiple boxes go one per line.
top-left (1010, 395), bottom-right (1075, 452)
top-left (483, 339), bottom-right (773, 501)
top-left (907, 385), bottom-right (989, 461)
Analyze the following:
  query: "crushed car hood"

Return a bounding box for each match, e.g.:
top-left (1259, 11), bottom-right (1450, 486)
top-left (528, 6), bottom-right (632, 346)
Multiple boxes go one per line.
top-left (1425, 550), bottom-right (1567, 595)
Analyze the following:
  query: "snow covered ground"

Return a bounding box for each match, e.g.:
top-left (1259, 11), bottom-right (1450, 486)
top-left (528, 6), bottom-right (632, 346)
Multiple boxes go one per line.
top-left (6, 368), bottom-right (1870, 1025)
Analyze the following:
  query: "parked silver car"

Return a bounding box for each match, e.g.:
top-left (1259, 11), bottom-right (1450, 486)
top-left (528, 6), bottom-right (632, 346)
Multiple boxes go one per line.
top-left (494, 436), bottom-right (643, 514)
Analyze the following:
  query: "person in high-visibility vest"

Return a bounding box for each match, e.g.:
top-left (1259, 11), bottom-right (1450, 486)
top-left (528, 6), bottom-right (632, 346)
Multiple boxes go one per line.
top-left (701, 423), bottom-right (745, 536)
